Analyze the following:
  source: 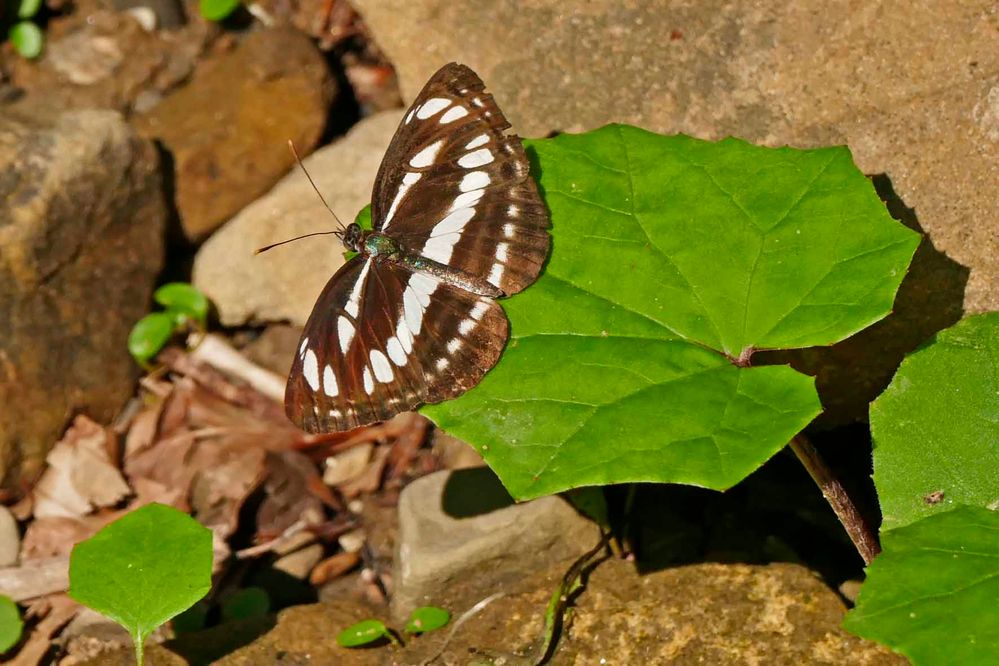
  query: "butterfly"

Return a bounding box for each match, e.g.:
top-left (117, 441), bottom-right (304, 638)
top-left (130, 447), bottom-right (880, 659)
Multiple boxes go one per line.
top-left (284, 63), bottom-right (551, 433)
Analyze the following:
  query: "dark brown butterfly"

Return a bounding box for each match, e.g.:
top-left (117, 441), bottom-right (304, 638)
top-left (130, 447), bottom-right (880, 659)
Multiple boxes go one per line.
top-left (285, 63), bottom-right (550, 433)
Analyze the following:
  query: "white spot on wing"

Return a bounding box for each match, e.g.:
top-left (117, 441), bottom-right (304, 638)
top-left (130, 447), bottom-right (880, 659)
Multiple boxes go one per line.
top-left (395, 317), bottom-right (413, 353)
top-left (472, 97), bottom-right (485, 107)
top-left (450, 188), bottom-right (485, 211)
top-left (386, 336), bottom-right (407, 366)
top-left (447, 338), bottom-right (462, 353)
top-left (458, 149), bottom-right (494, 169)
top-left (416, 97), bottom-right (451, 119)
top-left (459, 318), bottom-right (475, 335)
top-left (405, 108), bottom-right (415, 124)
top-left (370, 350), bottom-right (394, 382)
top-left (298, 337), bottom-right (309, 357)
top-left (488, 263), bottom-right (504, 287)
top-left (439, 105), bottom-right (469, 123)
top-left (470, 300), bottom-right (489, 321)
top-left (423, 233), bottom-right (462, 264)
top-left (460, 171), bottom-right (490, 192)
top-left (362, 366), bottom-right (374, 395)
top-left (409, 140), bottom-right (444, 168)
top-left (323, 364), bottom-right (338, 397)
top-left (345, 259), bottom-right (372, 318)
top-left (402, 273), bottom-right (439, 336)
top-left (508, 204), bottom-right (519, 217)
top-left (383, 172), bottom-right (421, 230)
top-left (496, 243), bottom-right (509, 262)
top-left (432, 207), bottom-right (475, 236)
top-left (303, 349), bottom-right (320, 391)
top-left (337, 316), bottom-right (355, 352)
top-left (436, 357), bottom-right (449, 371)
top-left (503, 223), bottom-right (515, 238)
top-left (465, 134), bottom-right (489, 149)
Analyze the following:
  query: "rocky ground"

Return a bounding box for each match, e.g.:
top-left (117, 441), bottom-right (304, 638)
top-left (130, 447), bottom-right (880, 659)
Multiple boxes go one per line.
top-left (0, 0), bottom-right (995, 663)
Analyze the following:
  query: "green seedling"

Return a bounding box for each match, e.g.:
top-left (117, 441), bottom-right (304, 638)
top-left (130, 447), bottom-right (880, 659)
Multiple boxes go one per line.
top-left (336, 619), bottom-right (400, 648)
top-left (404, 606), bottom-right (451, 634)
top-left (199, 0), bottom-right (240, 21)
top-left (68, 504), bottom-right (213, 666)
top-left (128, 282), bottom-right (210, 365)
top-left (0, 595), bottom-right (23, 654)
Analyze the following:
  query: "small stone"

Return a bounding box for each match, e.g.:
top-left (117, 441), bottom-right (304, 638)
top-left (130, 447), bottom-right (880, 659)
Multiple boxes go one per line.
top-left (322, 443), bottom-right (373, 487)
top-left (273, 543), bottom-right (324, 580)
top-left (391, 468), bottom-right (598, 620)
top-left (338, 528), bottom-right (366, 554)
top-left (0, 506), bottom-right (19, 566)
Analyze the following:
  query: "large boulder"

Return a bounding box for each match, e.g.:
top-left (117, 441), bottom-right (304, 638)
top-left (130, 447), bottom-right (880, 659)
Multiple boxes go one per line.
top-left (133, 26), bottom-right (336, 241)
top-left (0, 110), bottom-right (166, 487)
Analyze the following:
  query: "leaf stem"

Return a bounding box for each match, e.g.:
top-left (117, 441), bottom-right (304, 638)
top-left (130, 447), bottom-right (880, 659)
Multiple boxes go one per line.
top-left (789, 435), bottom-right (880, 565)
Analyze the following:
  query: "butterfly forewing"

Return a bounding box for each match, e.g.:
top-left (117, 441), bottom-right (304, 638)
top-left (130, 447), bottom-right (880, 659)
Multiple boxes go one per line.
top-left (372, 63), bottom-right (550, 295)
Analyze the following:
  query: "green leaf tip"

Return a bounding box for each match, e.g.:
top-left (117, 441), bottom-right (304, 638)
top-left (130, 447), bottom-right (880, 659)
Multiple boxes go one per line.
top-left (154, 283), bottom-right (209, 327)
top-left (68, 503), bottom-right (213, 650)
top-left (427, 125), bottom-right (917, 499)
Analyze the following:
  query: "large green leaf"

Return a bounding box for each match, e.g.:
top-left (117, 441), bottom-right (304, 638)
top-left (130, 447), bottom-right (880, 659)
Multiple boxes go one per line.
top-left (424, 125), bottom-right (919, 499)
top-left (871, 313), bottom-right (999, 531)
top-left (843, 506), bottom-right (999, 664)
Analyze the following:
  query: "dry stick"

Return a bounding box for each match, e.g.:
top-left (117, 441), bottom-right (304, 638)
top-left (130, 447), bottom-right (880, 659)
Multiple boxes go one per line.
top-left (789, 434), bottom-right (881, 565)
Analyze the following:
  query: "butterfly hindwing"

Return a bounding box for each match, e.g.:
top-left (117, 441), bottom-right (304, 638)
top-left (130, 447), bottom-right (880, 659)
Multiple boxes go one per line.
top-left (286, 257), bottom-right (507, 433)
top-left (372, 63), bottom-right (550, 295)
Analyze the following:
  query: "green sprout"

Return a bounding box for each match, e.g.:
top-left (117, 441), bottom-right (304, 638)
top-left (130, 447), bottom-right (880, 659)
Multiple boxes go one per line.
top-left (128, 282), bottom-right (209, 366)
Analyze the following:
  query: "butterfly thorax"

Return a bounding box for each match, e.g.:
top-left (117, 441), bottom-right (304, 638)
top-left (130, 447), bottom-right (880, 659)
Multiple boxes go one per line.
top-left (348, 226), bottom-right (502, 298)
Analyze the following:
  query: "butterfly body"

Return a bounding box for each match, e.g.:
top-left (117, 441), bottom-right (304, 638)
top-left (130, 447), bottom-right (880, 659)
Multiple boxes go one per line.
top-left (285, 63), bottom-right (550, 433)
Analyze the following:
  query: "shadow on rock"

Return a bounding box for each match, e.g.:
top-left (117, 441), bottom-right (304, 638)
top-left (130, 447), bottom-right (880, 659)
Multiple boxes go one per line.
top-left (757, 173), bottom-right (969, 427)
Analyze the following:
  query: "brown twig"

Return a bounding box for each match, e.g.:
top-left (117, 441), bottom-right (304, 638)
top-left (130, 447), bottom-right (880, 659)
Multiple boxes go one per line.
top-left (789, 434), bottom-right (881, 565)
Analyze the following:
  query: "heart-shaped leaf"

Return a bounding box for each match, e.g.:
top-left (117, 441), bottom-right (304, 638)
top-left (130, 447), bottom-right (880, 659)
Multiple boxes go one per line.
top-left (424, 125), bottom-right (919, 499)
top-left (871, 313), bottom-right (999, 531)
top-left (843, 506), bottom-right (999, 664)
top-left (69, 503), bottom-right (213, 663)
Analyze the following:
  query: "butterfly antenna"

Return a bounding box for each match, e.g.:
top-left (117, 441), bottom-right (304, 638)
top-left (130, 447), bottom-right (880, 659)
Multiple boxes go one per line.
top-left (254, 230), bottom-right (343, 255)
top-left (288, 139), bottom-right (345, 232)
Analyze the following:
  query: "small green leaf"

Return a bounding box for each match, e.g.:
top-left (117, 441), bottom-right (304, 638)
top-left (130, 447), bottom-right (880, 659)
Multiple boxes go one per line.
top-left (343, 206), bottom-right (372, 261)
top-left (221, 587), bottom-right (270, 622)
top-left (199, 0), bottom-right (240, 21)
top-left (423, 125), bottom-right (918, 500)
top-left (0, 595), bottom-right (23, 653)
top-left (355, 205), bottom-right (373, 231)
top-left (843, 506), bottom-right (999, 664)
top-left (128, 312), bottom-right (176, 364)
top-left (69, 504), bottom-right (213, 662)
top-left (17, 0), bottom-right (42, 19)
top-left (871, 313), bottom-right (999, 531)
top-left (336, 619), bottom-right (391, 647)
top-left (9, 22), bottom-right (43, 59)
top-left (405, 606), bottom-right (450, 634)
top-left (154, 283), bottom-right (209, 327)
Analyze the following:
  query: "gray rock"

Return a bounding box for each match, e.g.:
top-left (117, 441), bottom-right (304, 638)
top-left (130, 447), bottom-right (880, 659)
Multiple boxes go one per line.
top-left (134, 27), bottom-right (336, 241)
top-left (0, 506), bottom-right (19, 566)
top-left (193, 110), bottom-right (405, 327)
top-left (352, 0), bottom-right (994, 308)
top-left (391, 468), bottom-right (599, 620)
top-left (0, 110), bottom-right (166, 488)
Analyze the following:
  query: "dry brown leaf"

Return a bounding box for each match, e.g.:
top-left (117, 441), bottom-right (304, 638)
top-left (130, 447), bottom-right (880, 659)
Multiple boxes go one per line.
top-left (10, 594), bottom-right (79, 666)
top-left (308, 549), bottom-right (360, 586)
top-left (32, 416), bottom-right (130, 520)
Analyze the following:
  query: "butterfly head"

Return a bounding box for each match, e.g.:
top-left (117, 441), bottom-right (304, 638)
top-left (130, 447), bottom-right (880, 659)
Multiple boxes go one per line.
top-left (341, 223), bottom-right (363, 252)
